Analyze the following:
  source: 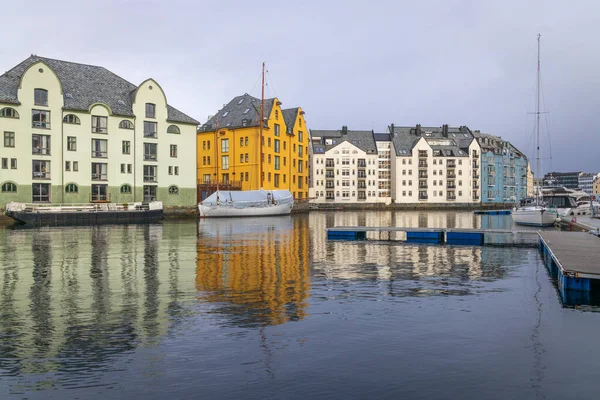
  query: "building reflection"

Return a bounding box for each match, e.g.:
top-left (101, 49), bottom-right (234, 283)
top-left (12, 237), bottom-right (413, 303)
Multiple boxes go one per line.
top-left (195, 216), bottom-right (310, 327)
top-left (0, 223), bottom-right (198, 378)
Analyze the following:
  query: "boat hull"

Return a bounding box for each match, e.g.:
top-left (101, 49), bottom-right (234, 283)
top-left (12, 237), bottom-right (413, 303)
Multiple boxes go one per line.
top-left (511, 207), bottom-right (557, 227)
top-left (198, 202), bottom-right (293, 218)
top-left (6, 209), bottom-right (163, 227)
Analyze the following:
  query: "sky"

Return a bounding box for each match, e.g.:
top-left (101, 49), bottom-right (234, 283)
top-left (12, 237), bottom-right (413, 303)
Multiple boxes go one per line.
top-left (2, 0), bottom-right (599, 175)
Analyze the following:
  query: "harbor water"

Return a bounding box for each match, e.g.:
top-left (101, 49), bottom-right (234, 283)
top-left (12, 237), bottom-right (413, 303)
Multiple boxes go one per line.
top-left (1, 211), bottom-right (599, 399)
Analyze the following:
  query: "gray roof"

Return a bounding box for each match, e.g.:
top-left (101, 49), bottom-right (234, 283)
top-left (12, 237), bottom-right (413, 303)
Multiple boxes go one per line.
top-left (282, 107), bottom-right (299, 133)
top-left (373, 132), bottom-right (391, 142)
top-left (0, 55), bottom-right (198, 125)
top-left (388, 124), bottom-right (474, 156)
top-left (200, 93), bottom-right (275, 132)
top-left (310, 129), bottom-right (377, 154)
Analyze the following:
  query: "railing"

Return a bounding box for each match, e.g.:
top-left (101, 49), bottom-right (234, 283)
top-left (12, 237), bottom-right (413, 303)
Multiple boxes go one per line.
top-left (472, 153), bottom-right (479, 159)
top-left (33, 122), bottom-right (51, 129)
top-left (325, 163), bottom-right (335, 168)
top-left (32, 147), bottom-right (51, 155)
top-left (447, 196), bottom-right (456, 201)
top-left (357, 174), bottom-right (367, 179)
top-left (92, 173), bottom-right (108, 180)
top-left (472, 163), bottom-right (479, 169)
top-left (143, 175), bottom-right (157, 183)
top-left (447, 173), bottom-right (456, 179)
top-left (418, 151), bottom-right (428, 158)
top-left (92, 151), bottom-right (107, 158)
top-left (419, 173), bottom-right (428, 178)
top-left (357, 162), bottom-right (367, 168)
top-left (358, 184), bottom-right (366, 189)
top-left (447, 184), bottom-right (456, 189)
top-left (473, 183), bottom-right (480, 189)
top-left (419, 184), bottom-right (428, 189)
top-left (198, 180), bottom-right (243, 187)
top-left (325, 173), bottom-right (335, 178)
top-left (447, 161), bottom-right (456, 168)
top-left (418, 195), bottom-right (428, 200)
top-left (418, 162), bottom-right (428, 168)
top-left (32, 171), bottom-right (51, 179)
top-left (90, 193), bottom-right (111, 202)
top-left (144, 131), bottom-right (157, 138)
top-left (10, 202), bottom-right (153, 213)
top-left (92, 126), bottom-right (107, 134)
top-left (144, 154), bottom-right (157, 161)
top-left (473, 173), bottom-right (480, 179)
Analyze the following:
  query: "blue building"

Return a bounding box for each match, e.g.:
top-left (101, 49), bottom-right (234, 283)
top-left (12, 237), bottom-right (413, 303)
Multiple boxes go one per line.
top-left (474, 131), bottom-right (528, 203)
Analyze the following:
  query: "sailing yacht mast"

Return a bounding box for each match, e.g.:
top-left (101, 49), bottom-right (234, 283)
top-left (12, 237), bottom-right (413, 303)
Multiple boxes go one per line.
top-left (259, 62), bottom-right (265, 189)
top-left (535, 33), bottom-right (541, 204)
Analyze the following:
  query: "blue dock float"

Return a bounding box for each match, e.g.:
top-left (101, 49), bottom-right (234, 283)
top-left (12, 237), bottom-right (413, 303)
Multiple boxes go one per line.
top-left (446, 231), bottom-right (484, 246)
top-left (474, 210), bottom-right (512, 215)
top-left (327, 229), bottom-right (367, 241)
top-left (538, 231), bottom-right (600, 296)
top-left (406, 231), bottom-right (444, 244)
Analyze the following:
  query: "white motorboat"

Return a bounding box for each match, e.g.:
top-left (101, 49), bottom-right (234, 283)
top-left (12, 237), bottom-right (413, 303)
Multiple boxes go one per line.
top-left (512, 206), bottom-right (558, 227)
top-left (198, 189), bottom-right (293, 218)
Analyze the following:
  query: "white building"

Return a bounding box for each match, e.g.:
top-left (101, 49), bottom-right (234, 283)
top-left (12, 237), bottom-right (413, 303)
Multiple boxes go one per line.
top-left (309, 127), bottom-right (388, 203)
top-left (578, 172), bottom-right (596, 195)
top-left (0, 55), bottom-right (198, 208)
top-left (389, 124), bottom-right (481, 204)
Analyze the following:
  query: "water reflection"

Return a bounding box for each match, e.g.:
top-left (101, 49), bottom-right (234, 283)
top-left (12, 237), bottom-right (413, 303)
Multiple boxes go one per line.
top-left (196, 216), bottom-right (310, 327)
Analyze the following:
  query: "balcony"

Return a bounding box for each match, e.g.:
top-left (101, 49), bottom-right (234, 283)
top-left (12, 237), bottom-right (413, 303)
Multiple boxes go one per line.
top-left (418, 162), bottom-right (428, 169)
top-left (473, 182), bottom-right (480, 189)
top-left (92, 173), bottom-right (107, 181)
top-left (418, 173), bottom-right (428, 179)
top-left (472, 153), bottom-right (479, 159)
top-left (473, 173), bottom-right (480, 179)
top-left (357, 162), bottom-right (367, 168)
top-left (472, 162), bottom-right (479, 169)
top-left (418, 183), bottom-right (428, 189)
top-left (32, 171), bottom-right (51, 179)
top-left (325, 184), bottom-right (335, 189)
top-left (447, 184), bottom-right (456, 189)
top-left (357, 173), bottom-right (367, 179)
top-left (144, 175), bottom-right (157, 183)
top-left (325, 162), bottom-right (335, 168)
top-left (325, 173), bottom-right (335, 178)
top-left (447, 173), bottom-right (456, 179)
top-left (447, 195), bottom-right (456, 201)
top-left (90, 193), bottom-right (111, 203)
top-left (418, 151), bottom-right (428, 158)
top-left (447, 161), bottom-right (456, 168)
top-left (418, 194), bottom-right (428, 201)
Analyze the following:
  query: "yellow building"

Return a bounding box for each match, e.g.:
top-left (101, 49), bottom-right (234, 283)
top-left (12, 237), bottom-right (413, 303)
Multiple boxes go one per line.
top-left (593, 174), bottom-right (600, 196)
top-left (196, 94), bottom-right (309, 199)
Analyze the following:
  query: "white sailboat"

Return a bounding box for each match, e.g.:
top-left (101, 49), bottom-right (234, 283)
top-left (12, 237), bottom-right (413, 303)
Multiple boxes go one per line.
top-left (513, 34), bottom-right (558, 227)
top-left (197, 62), bottom-right (294, 218)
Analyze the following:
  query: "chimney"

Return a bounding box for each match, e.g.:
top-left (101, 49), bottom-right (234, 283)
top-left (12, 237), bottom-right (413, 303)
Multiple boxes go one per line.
top-left (342, 125), bottom-right (348, 135)
top-left (390, 123), bottom-right (395, 137)
top-left (442, 124), bottom-right (448, 137)
top-left (416, 124), bottom-right (422, 136)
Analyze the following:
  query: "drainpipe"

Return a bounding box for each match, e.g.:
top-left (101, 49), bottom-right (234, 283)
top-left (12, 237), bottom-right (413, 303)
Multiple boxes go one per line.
top-left (61, 109), bottom-right (64, 204)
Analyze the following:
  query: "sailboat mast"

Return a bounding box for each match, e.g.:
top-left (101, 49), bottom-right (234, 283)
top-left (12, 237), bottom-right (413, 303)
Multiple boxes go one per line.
top-left (215, 118), bottom-right (219, 193)
top-left (536, 34), bottom-right (541, 203)
top-left (259, 62), bottom-right (265, 189)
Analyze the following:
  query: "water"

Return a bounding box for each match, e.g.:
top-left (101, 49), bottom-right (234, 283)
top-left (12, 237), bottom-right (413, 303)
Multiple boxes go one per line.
top-left (1, 211), bottom-right (599, 399)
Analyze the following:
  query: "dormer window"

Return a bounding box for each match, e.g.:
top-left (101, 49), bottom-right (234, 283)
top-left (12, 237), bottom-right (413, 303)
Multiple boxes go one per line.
top-left (237, 98), bottom-right (244, 105)
top-left (222, 111), bottom-right (229, 117)
top-left (243, 108), bottom-right (250, 114)
top-left (145, 103), bottom-right (156, 118)
top-left (242, 119), bottom-right (248, 127)
top-left (34, 89), bottom-right (48, 106)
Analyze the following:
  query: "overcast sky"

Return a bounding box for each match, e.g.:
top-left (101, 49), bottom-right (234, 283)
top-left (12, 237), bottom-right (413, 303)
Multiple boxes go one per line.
top-left (2, 0), bottom-right (598, 174)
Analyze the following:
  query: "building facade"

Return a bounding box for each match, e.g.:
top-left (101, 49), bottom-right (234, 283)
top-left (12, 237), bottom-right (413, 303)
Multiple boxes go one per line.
top-left (578, 172), bottom-right (596, 194)
top-left (473, 131), bottom-right (528, 203)
top-left (389, 124), bottom-right (481, 204)
top-left (543, 172), bottom-right (581, 189)
top-left (593, 175), bottom-right (600, 196)
top-left (309, 128), bottom-right (384, 203)
top-left (527, 162), bottom-right (534, 197)
top-left (0, 56), bottom-right (198, 208)
top-left (196, 94), bottom-right (309, 200)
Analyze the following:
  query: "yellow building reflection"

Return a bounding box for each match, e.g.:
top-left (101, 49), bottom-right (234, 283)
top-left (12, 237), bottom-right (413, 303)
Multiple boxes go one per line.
top-left (196, 216), bottom-right (310, 327)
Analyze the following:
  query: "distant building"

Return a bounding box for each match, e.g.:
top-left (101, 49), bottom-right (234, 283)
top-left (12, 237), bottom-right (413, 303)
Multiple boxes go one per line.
top-left (527, 162), bottom-right (534, 197)
top-left (309, 127), bottom-right (384, 203)
top-left (578, 172), bottom-right (596, 194)
top-left (0, 55), bottom-right (199, 208)
top-left (543, 171), bottom-right (581, 189)
top-left (593, 174), bottom-right (600, 196)
top-left (389, 124), bottom-right (481, 204)
top-left (473, 131), bottom-right (528, 203)
top-left (197, 94), bottom-right (309, 200)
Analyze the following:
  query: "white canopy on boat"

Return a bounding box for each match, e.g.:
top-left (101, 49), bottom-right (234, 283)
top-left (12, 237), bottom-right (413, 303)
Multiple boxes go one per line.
top-left (201, 189), bottom-right (293, 208)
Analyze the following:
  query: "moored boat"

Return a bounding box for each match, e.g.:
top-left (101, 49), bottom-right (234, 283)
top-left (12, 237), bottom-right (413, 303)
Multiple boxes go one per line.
top-left (198, 189), bottom-right (293, 218)
top-left (512, 206), bottom-right (557, 226)
top-left (5, 201), bottom-right (163, 227)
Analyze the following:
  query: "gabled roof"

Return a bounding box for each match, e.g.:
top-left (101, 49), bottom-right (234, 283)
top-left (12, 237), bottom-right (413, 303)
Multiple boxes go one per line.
top-left (310, 129), bottom-right (377, 154)
top-left (200, 93), bottom-right (275, 132)
top-left (388, 124), bottom-right (475, 156)
top-left (282, 107), bottom-right (299, 132)
top-left (0, 55), bottom-right (198, 125)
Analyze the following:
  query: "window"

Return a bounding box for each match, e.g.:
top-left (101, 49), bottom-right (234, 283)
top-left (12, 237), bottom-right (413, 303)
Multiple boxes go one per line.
top-left (268, 172), bottom-right (271, 182)
top-left (240, 154), bottom-right (244, 163)
top-left (221, 139), bottom-right (229, 153)
top-left (168, 185), bottom-right (179, 195)
top-left (274, 139), bottom-right (280, 153)
top-left (122, 140), bottom-right (130, 154)
top-left (32, 134), bottom-right (51, 155)
top-left (67, 136), bottom-right (77, 151)
top-left (222, 173), bottom-right (230, 183)
top-left (92, 139), bottom-right (108, 158)
top-left (144, 143), bottom-right (157, 160)
top-left (91, 116), bottom-right (107, 133)
top-left (73, 161), bottom-right (78, 171)
top-left (274, 124), bottom-right (280, 136)
top-left (203, 156), bottom-right (206, 165)
top-left (32, 183), bottom-right (50, 202)
top-left (298, 131), bottom-right (303, 142)
top-left (207, 141), bottom-right (210, 150)
top-left (207, 156), bottom-right (211, 165)
top-left (0, 107), bottom-right (19, 118)
top-left (32, 160), bottom-right (50, 179)
top-left (32, 110), bottom-right (50, 128)
top-left (119, 120), bottom-right (134, 129)
top-left (298, 145), bottom-right (303, 157)
top-left (63, 114), bottom-right (80, 124)
top-left (298, 161), bottom-right (303, 173)
top-left (127, 164), bottom-right (132, 173)
top-left (245, 154), bottom-right (248, 163)
top-left (268, 154), bottom-right (271, 163)
top-left (4, 132), bottom-right (15, 147)
top-left (91, 163), bottom-right (108, 180)
top-left (34, 89), bottom-right (48, 106)
top-left (268, 137), bottom-right (271, 147)
top-left (121, 163), bottom-right (126, 173)
top-left (245, 137), bottom-right (248, 146)
top-left (65, 183), bottom-right (78, 193)
top-left (144, 185), bottom-right (157, 201)
top-left (1, 182), bottom-right (17, 192)
top-left (144, 121), bottom-right (157, 138)
top-left (65, 161), bottom-right (71, 171)
top-left (144, 165), bottom-right (157, 182)
top-left (274, 174), bottom-right (280, 187)
top-left (91, 184), bottom-right (108, 202)
top-left (274, 156), bottom-right (280, 170)
top-left (242, 119), bottom-right (248, 127)
top-left (167, 125), bottom-right (180, 134)
top-left (120, 184), bottom-right (132, 194)
top-left (203, 174), bottom-right (211, 183)
top-left (240, 137), bottom-right (244, 147)
top-left (170, 144), bottom-right (178, 158)
top-left (283, 157), bottom-right (286, 166)
top-left (10, 158), bottom-right (16, 169)
top-left (168, 166), bottom-right (173, 175)
top-left (283, 141), bottom-right (286, 150)
top-left (146, 103), bottom-right (156, 118)
top-left (174, 166), bottom-right (179, 175)
top-left (245, 172), bottom-right (249, 181)
top-left (1, 158), bottom-right (6, 169)
top-left (221, 155), bottom-right (229, 170)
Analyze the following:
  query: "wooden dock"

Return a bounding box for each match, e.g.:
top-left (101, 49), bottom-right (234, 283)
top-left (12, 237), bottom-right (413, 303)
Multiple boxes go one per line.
top-left (538, 231), bottom-right (600, 294)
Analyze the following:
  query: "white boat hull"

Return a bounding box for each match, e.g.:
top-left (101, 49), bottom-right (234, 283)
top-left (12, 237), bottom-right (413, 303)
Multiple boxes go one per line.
top-left (512, 207), bottom-right (557, 227)
top-left (198, 202), bottom-right (293, 218)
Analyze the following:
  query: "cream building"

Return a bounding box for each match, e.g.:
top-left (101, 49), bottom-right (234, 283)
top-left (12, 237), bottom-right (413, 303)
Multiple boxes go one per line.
top-left (527, 161), bottom-right (534, 197)
top-left (309, 127), bottom-right (387, 203)
top-left (389, 124), bottom-right (481, 204)
top-left (0, 55), bottom-right (198, 208)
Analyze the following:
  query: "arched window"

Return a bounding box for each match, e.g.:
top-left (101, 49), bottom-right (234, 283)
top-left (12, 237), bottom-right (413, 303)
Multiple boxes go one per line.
top-left (63, 114), bottom-right (80, 124)
top-left (168, 185), bottom-right (179, 195)
top-left (120, 184), bottom-right (132, 194)
top-left (0, 107), bottom-right (19, 118)
top-left (119, 120), bottom-right (134, 129)
top-left (1, 182), bottom-right (17, 193)
top-left (65, 183), bottom-right (78, 193)
top-left (167, 125), bottom-right (180, 134)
